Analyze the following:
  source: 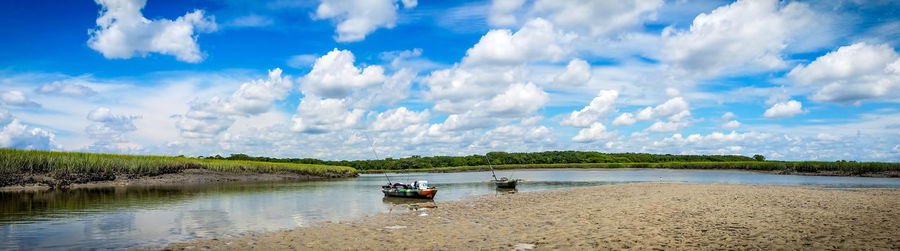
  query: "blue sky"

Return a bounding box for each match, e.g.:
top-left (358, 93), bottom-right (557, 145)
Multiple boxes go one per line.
top-left (1, 0), bottom-right (899, 161)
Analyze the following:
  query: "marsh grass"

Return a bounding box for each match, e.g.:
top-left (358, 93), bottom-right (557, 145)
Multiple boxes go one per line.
top-left (359, 161), bottom-right (900, 176)
top-left (0, 149), bottom-right (356, 187)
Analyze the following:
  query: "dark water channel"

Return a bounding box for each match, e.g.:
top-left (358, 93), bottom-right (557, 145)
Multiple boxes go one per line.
top-left (2, 169), bottom-right (899, 250)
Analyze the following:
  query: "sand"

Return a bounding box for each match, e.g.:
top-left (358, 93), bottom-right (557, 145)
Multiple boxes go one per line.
top-left (164, 183), bottom-right (900, 250)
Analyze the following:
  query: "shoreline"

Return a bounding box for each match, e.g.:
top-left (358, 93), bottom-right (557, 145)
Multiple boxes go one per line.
top-left (362, 165), bottom-right (900, 178)
top-left (164, 182), bottom-right (900, 250)
top-left (0, 169), bottom-right (349, 192)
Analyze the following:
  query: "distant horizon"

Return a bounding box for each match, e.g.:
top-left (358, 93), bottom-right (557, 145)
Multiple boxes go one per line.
top-left (1, 0), bottom-right (898, 162)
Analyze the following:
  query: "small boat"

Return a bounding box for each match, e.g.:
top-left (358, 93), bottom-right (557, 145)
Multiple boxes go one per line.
top-left (492, 177), bottom-right (518, 188)
top-left (484, 155), bottom-right (524, 189)
top-left (382, 180), bottom-right (437, 199)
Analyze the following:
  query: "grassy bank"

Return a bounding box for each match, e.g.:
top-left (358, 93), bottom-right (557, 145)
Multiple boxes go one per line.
top-left (358, 161), bottom-right (900, 177)
top-left (0, 149), bottom-right (357, 188)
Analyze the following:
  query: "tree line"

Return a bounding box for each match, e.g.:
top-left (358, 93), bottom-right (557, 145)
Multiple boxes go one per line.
top-left (201, 151), bottom-right (760, 171)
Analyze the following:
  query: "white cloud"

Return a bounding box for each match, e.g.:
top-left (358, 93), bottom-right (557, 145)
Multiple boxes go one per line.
top-left (291, 97), bottom-right (364, 133)
top-left (0, 109), bottom-right (58, 150)
top-left (560, 90), bottom-right (617, 127)
top-left (84, 107), bottom-right (143, 153)
top-left (35, 81), bottom-right (98, 97)
top-left (463, 18), bottom-right (574, 66)
top-left (226, 68), bottom-right (294, 115)
top-left (87, 0), bottom-right (217, 63)
top-left (530, 0), bottom-right (663, 37)
top-left (301, 49), bottom-right (386, 98)
top-left (722, 120), bottom-right (741, 128)
top-left (721, 112), bottom-right (736, 121)
top-left (553, 58), bottom-right (591, 86)
top-left (662, 0), bottom-right (820, 77)
top-left (372, 107), bottom-right (429, 131)
top-left (489, 0), bottom-right (526, 27)
top-left (572, 122), bottom-right (614, 143)
top-left (314, 0), bottom-right (415, 42)
top-left (764, 100), bottom-right (803, 119)
top-left (0, 90), bottom-right (41, 108)
top-left (175, 69), bottom-right (293, 138)
top-left (612, 112), bottom-right (635, 126)
top-left (486, 82), bottom-right (549, 117)
top-left (0, 119), bottom-right (58, 150)
top-left (645, 120), bottom-right (688, 133)
top-left (423, 66), bottom-right (522, 113)
top-left (788, 42), bottom-right (900, 104)
top-left (634, 96), bottom-right (691, 122)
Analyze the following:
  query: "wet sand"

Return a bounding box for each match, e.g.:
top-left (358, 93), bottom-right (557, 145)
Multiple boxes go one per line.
top-left (165, 183), bottom-right (900, 250)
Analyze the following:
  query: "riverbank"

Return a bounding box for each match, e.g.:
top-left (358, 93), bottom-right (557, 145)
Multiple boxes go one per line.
top-left (0, 169), bottom-right (349, 192)
top-left (0, 149), bottom-right (357, 191)
top-left (359, 162), bottom-right (900, 178)
top-left (165, 182), bottom-right (900, 250)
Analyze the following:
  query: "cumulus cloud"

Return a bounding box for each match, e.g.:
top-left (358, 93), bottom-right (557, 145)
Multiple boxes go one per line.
top-left (721, 112), bottom-right (736, 121)
top-left (486, 82), bottom-right (549, 117)
top-left (644, 120), bottom-right (689, 133)
top-left (84, 107), bottom-right (143, 153)
top-left (553, 58), bottom-right (591, 86)
top-left (531, 0), bottom-right (663, 37)
top-left (0, 109), bottom-right (58, 150)
top-left (489, 0), bottom-right (526, 26)
top-left (722, 120), bottom-right (741, 128)
top-left (291, 97), bottom-right (364, 133)
top-left (372, 107), bottom-right (429, 131)
top-left (314, 0), bottom-right (415, 42)
top-left (301, 49), bottom-right (386, 98)
top-left (87, 0), bottom-right (217, 63)
top-left (560, 90), bottom-right (617, 127)
top-left (0, 90), bottom-right (41, 108)
top-left (764, 100), bottom-right (803, 119)
top-left (572, 122), bottom-right (615, 143)
top-left (35, 81), bottom-right (98, 97)
top-left (612, 112), bottom-right (636, 126)
top-left (662, 0), bottom-right (820, 77)
top-left (634, 97), bottom-right (691, 122)
top-left (176, 69), bottom-right (293, 138)
top-left (226, 68), bottom-right (294, 114)
top-left (788, 42), bottom-right (900, 104)
top-left (463, 18), bottom-right (574, 66)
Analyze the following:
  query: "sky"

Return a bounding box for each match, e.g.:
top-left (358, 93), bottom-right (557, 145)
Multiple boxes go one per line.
top-left (0, 0), bottom-right (899, 161)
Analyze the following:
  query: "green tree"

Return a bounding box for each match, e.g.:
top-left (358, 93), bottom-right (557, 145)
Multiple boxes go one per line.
top-left (753, 154), bottom-right (765, 161)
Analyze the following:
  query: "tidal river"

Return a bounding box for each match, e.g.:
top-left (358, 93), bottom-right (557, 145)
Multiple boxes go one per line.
top-left (2, 169), bottom-right (899, 250)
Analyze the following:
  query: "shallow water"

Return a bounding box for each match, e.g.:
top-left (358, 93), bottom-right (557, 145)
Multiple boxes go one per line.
top-left (1, 168), bottom-right (898, 250)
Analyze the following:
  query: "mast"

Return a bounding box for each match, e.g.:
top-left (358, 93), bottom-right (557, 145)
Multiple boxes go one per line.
top-left (366, 133), bottom-right (391, 184)
top-left (485, 153), bottom-right (498, 181)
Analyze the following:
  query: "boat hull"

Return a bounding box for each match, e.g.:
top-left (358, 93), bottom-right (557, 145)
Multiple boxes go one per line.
top-left (382, 188), bottom-right (437, 199)
top-left (494, 179), bottom-right (518, 188)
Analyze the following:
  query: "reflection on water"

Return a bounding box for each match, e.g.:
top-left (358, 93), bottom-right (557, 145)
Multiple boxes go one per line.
top-left (1, 169), bottom-right (899, 249)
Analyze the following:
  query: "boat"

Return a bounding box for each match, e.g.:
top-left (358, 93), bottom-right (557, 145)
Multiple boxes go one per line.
top-left (381, 180), bottom-right (437, 199)
top-left (492, 177), bottom-right (518, 188)
top-left (484, 155), bottom-right (524, 189)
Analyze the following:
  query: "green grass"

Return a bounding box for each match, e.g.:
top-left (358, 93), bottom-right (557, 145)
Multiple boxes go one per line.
top-left (0, 149), bottom-right (357, 187)
top-left (358, 161), bottom-right (900, 177)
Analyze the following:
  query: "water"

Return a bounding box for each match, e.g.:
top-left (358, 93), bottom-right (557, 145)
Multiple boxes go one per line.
top-left (1, 169), bottom-right (898, 249)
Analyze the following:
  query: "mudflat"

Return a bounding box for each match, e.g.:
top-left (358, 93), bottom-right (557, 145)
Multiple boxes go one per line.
top-left (164, 183), bottom-right (900, 250)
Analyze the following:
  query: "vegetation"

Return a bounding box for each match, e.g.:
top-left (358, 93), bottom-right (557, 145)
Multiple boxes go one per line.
top-left (206, 151), bottom-right (899, 177)
top-left (0, 149), bottom-right (357, 187)
top-left (208, 151), bottom-right (758, 170)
